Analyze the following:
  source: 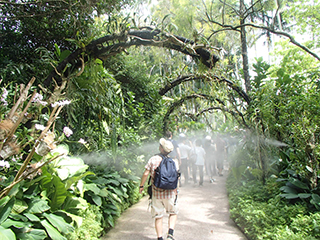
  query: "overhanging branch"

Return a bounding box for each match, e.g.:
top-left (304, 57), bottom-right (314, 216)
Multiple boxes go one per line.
top-left (158, 74), bottom-right (251, 104)
top-left (205, 20), bottom-right (320, 62)
top-left (44, 27), bottom-right (220, 87)
top-left (162, 93), bottom-right (225, 133)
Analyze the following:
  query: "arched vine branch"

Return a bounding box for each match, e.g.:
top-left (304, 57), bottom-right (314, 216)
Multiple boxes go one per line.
top-left (158, 73), bottom-right (251, 104)
top-left (163, 93), bottom-right (225, 133)
top-left (44, 27), bottom-right (220, 87)
top-left (183, 106), bottom-right (249, 128)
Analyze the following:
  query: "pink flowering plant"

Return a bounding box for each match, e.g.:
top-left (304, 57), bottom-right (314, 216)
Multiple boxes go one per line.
top-left (0, 79), bottom-right (94, 239)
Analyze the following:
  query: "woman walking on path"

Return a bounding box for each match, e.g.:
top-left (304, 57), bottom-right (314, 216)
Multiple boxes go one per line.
top-left (178, 133), bottom-right (192, 185)
top-left (214, 135), bottom-right (226, 176)
top-left (192, 139), bottom-right (206, 186)
top-left (203, 135), bottom-right (216, 183)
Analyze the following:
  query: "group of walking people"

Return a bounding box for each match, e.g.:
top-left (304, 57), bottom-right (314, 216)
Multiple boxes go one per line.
top-left (178, 132), bottom-right (227, 186)
top-left (139, 131), bottom-right (227, 240)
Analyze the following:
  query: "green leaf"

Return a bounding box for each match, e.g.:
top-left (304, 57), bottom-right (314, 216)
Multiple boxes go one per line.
top-left (13, 199), bottom-right (28, 214)
top-left (0, 197), bottom-right (15, 224)
top-left (40, 219), bottom-right (67, 240)
top-left (63, 196), bottom-right (88, 212)
top-left (84, 183), bottom-right (101, 194)
top-left (54, 43), bottom-right (60, 58)
top-left (65, 171), bottom-right (94, 190)
top-left (280, 193), bottom-right (299, 199)
top-left (99, 188), bottom-right (109, 197)
top-left (10, 213), bottom-right (28, 222)
top-left (312, 194), bottom-right (320, 206)
top-left (104, 179), bottom-right (121, 186)
top-left (0, 196), bottom-right (10, 207)
top-left (49, 145), bottom-right (69, 161)
top-left (95, 58), bottom-right (103, 65)
top-left (23, 176), bottom-right (46, 189)
top-left (288, 178), bottom-right (310, 190)
top-left (56, 169), bottom-right (69, 181)
top-left (54, 156), bottom-right (89, 179)
top-left (16, 229), bottom-right (47, 240)
top-left (57, 210), bottom-right (83, 227)
top-left (108, 186), bottom-right (124, 197)
top-left (50, 176), bottom-right (68, 211)
top-left (59, 50), bottom-right (71, 62)
top-left (1, 219), bottom-right (31, 229)
top-left (0, 226), bottom-right (16, 240)
top-left (298, 193), bottom-right (311, 199)
top-left (43, 213), bottom-right (74, 233)
top-left (24, 213), bottom-right (41, 222)
top-left (26, 199), bottom-right (50, 214)
top-left (91, 195), bottom-right (102, 206)
top-left (280, 186), bottom-right (298, 194)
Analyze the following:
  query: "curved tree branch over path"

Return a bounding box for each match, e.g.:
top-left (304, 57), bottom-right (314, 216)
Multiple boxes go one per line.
top-left (184, 106), bottom-right (248, 127)
top-left (44, 27), bottom-right (220, 87)
top-left (158, 74), bottom-right (251, 104)
top-left (162, 93), bottom-right (248, 132)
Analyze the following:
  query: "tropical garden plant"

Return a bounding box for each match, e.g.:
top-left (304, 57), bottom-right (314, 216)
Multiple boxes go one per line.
top-left (0, 79), bottom-right (142, 239)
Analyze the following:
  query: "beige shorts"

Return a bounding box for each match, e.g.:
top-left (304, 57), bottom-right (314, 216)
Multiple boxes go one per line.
top-left (151, 196), bottom-right (179, 218)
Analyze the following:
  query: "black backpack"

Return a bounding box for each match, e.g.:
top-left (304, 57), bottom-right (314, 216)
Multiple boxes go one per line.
top-left (153, 154), bottom-right (180, 190)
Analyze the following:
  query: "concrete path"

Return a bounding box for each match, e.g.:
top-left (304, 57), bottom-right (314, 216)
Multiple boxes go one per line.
top-left (101, 174), bottom-right (247, 240)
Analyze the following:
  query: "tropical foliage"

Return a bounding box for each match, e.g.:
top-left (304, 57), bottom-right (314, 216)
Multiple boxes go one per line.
top-left (1, 0), bottom-right (320, 239)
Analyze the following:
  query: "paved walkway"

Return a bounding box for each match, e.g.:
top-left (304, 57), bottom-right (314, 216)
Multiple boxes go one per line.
top-left (101, 174), bottom-right (247, 240)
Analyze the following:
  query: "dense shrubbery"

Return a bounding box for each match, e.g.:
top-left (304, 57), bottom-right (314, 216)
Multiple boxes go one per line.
top-left (227, 176), bottom-right (320, 239)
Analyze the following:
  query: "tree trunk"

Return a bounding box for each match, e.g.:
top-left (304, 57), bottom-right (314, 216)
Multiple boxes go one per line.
top-left (240, 0), bottom-right (251, 93)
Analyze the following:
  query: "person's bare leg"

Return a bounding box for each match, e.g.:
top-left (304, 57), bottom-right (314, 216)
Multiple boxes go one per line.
top-left (168, 214), bottom-right (177, 230)
top-left (155, 217), bottom-right (163, 238)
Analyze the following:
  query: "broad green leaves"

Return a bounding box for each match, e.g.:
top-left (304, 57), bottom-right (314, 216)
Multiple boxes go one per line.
top-left (0, 197), bottom-right (15, 224)
top-left (0, 226), bottom-right (16, 240)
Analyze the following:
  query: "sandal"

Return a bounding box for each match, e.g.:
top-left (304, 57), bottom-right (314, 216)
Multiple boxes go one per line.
top-left (167, 234), bottom-right (175, 240)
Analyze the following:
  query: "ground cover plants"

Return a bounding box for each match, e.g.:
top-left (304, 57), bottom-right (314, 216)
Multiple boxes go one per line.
top-left (227, 175), bottom-right (320, 239)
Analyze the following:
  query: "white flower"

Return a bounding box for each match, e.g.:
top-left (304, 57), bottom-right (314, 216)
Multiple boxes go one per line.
top-left (78, 138), bottom-right (87, 144)
top-left (0, 160), bottom-right (10, 168)
top-left (63, 127), bottom-right (73, 137)
top-left (1, 88), bottom-right (8, 106)
top-left (32, 93), bottom-right (47, 106)
top-left (1, 98), bottom-right (8, 106)
top-left (39, 100), bottom-right (48, 106)
top-left (35, 124), bottom-right (46, 131)
top-left (32, 93), bottom-right (43, 102)
top-left (51, 100), bottom-right (71, 108)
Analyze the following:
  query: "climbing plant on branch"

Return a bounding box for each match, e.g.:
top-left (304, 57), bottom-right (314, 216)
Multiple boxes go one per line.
top-left (162, 93), bottom-right (248, 132)
top-left (158, 73), bottom-right (250, 104)
top-left (44, 27), bottom-right (220, 87)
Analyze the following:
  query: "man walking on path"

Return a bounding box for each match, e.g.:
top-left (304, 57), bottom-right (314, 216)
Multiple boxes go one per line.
top-left (178, 133), bottom-right (192, 185)
top-left (101, 170), bottom-right (247, 240)
top-left (139, 138), bottom-right (179, 240)
top-left (165, 131), bottom-right (181, 166)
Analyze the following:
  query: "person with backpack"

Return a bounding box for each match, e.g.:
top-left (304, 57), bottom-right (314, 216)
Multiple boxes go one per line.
top-left (139, 138), bottom-right (180, 240)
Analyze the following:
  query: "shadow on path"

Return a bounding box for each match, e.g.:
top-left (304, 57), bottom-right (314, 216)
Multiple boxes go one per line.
top-left (101, 174), bottom-right (247, 240)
